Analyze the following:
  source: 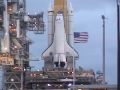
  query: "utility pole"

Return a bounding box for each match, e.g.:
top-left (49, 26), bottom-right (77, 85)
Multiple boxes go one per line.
top-left (101, 15), bottom-right (106, 84)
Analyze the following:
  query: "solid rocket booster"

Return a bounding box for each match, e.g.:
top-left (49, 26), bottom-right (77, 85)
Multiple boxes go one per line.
top-left (67, 2), bottom-right (74, 46)
top-left (48, 3), bottom-right (54, 46)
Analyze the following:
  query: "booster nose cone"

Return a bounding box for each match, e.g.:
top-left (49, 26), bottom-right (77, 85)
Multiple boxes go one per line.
top-left (48, 3), bottom-right (53, 12)
top-left (68, 2), bottom-right (74, 14)
top-left (69, 2), bottom-right (73, 11)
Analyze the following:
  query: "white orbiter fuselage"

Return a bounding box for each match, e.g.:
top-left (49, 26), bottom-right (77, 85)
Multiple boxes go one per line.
top-left (42, 0), bottom-right (79, 68)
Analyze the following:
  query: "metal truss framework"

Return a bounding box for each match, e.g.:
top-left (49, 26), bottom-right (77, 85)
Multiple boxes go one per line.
top-left (0, 0), bottom-right (45, 90)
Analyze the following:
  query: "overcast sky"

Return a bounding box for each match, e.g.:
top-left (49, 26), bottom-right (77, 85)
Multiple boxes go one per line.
top-left (26, 0), bottom-right (117, 84)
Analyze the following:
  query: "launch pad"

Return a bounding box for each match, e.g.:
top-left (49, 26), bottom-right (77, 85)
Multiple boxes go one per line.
top-left (0, 0), bottom-right (117, 90)
top-left (25, 68), bottom-right (95, 89)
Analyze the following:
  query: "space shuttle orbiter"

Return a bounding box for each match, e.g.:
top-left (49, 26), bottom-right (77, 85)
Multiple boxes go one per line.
top-left (42, 0), bottom-right (79, 68)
